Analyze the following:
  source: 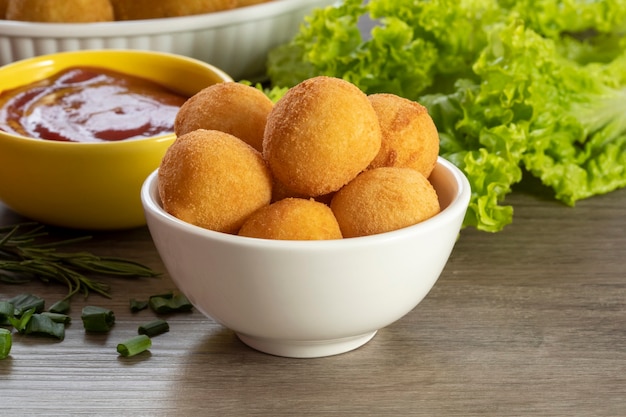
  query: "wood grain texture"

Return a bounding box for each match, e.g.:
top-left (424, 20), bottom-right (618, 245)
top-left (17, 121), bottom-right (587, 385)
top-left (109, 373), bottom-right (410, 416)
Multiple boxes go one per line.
top-left (1, 183), bottom-right (625, 417)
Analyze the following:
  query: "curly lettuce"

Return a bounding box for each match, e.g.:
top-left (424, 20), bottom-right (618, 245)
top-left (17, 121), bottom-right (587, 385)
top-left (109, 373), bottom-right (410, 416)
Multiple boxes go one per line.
top-left (267, 0), bottom-right (626, 232)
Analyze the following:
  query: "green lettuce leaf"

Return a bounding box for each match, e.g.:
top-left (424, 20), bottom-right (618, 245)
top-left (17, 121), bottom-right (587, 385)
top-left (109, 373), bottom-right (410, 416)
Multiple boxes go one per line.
top-left (473, 20), bottom-right (626, 206)
top-left (267, 0), bottom-right (626, 232)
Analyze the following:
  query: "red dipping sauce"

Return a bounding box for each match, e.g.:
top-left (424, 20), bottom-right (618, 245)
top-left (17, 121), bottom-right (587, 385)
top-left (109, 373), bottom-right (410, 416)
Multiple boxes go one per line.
top-left (0, 66), bottom-right (188, 142)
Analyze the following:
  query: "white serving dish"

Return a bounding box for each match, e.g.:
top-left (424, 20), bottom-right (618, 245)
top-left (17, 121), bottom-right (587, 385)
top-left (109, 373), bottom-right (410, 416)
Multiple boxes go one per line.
top-left (0, 0), bottom-right (335, 80)
top-left (141, 157), bottom-right (471, 358)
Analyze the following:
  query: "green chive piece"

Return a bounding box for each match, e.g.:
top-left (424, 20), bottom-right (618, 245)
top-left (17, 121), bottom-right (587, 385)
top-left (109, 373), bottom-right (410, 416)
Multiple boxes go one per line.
top-left (169, 294), bottom-right (193, 311)
top-left (8, 294), bottom-right (45, 316)
top-left (24, 314), bottom-right (65, 340)
top-left (149, 293), bottom-right (193, 313)
top-left (138, 319), bottom-right (169, 337)
top-left (117, 334), bottom-right (151, 357)
top-left (129, 299), bottom-right (149, 312)
top-left (81, 306), bottom-right (115, 332)
top-left (40, 312), bottom-right (71, 325)
top-left (8, 307), bottom-right (36, 332)
top-left (148, 296), bottom-right (170, 313)
top-left (0, 301), bottom-right (13, 317)
top-left (0, 301), bottom-right (13, 326)
top-left (0, 328), bottom-right (11, 359)
top-left (48, 299), bottom-right (71, 314)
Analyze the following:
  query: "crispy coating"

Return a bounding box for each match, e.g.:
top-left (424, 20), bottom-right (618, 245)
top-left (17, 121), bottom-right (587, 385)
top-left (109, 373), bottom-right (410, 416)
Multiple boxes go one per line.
top-left (368, 93), bottom-right (440, 178)
top-left (6, 0), bottom-right (114, 22)
top-left (263, 76), bottom-right (381, 197)
top-left (175, 82), bottom-right (273, 152)
top-left (238, 198), bottom-right (342, 240)
top-left (330, 167), bottom-right (440, 238)
top-left (158, 129), bottom-right (272, 234)
top-left (110, 0), bottom-right (235, 20)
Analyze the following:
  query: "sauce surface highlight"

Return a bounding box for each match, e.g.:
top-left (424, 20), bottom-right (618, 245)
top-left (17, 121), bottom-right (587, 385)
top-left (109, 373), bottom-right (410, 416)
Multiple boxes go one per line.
top-left (0, 66), bottom-right (188, 142)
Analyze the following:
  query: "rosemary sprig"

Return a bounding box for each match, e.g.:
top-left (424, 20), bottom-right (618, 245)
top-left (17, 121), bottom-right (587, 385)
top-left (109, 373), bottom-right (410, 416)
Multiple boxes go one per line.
top-left (0, 223), bottom-right (160, 300)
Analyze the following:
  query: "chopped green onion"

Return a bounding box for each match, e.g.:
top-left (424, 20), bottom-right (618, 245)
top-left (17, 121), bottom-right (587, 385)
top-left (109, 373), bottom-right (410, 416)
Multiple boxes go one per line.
top-left (0, 328), bottom-right (11, 359)
top-left (149, 292), bottom-right (192, 313)
top-left (8, 307), bottom-right (36, 332)
top-left (0, 301), bottom-right (13, 325)
top-left (138, 319), bottom-right (169, 337)
top-left (129, 298), bottom-right (149, 312)
top-left (24, 314), bottom-right (65, 340)
top-left (40, 312), bottom-right (71, 325)
top-left (117, 334), bottom-right (151, 357)
top-left (81, 306), bottom-right (115, 332)
top-left (0, 301), bottom-right (13, 317)
top-left (8, 293), bottom-right (45, 316)
top-left (48, 299), bottom-right (70, 314)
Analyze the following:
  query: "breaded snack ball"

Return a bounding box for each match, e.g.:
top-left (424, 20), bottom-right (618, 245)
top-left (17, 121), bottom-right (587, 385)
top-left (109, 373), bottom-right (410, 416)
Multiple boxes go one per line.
top-left (330, 167), bottom-right (440, 238)
top-left (6, 0), bottom-right (114, 22)
top-left (367, 93), bottom-right (440, 178)
top-left (175, 82), bottom-right (273, 152)
top-left (238, 198), bottom-right (343, 240)
top-left (158, 129), bottom-right (272, 234)
top-left (263, 76), bottom-right (381, 197)
top-left (110, 0), bottom-right (234, 20)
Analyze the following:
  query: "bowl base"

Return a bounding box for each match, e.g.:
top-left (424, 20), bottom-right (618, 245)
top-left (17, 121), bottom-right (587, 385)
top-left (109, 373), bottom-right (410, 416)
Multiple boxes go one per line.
top-left (236, 330), bottom-right (378, 358)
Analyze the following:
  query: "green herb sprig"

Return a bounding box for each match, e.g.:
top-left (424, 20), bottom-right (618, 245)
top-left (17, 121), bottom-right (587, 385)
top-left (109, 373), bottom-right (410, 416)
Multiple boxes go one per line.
top-left (0, 223), bottom-right (160, 300)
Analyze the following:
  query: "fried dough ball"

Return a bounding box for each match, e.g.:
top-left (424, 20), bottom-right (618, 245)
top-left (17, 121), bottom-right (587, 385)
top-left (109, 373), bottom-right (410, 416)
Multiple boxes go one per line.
top-left (238, 198), bottom-right (343, 240)
top-left (158, 129), bottom-right (272, 234)
top-left (367, 93), bottom-right (440, 178)
top-left (264, 76), bottom-right (381, 197)
top-left (175, 82), bottom-right (273, 152)
top-left (330, 167), bottom-right (440, 238)
top-left (110, 0), bottom-right (234, 20)
top-left (6, 0), bottom-right (114, 22)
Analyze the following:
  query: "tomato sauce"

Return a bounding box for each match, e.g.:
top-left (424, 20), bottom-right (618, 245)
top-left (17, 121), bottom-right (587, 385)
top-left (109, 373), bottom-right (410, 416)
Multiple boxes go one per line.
top-left (0, 66), bottom-right (188, 142)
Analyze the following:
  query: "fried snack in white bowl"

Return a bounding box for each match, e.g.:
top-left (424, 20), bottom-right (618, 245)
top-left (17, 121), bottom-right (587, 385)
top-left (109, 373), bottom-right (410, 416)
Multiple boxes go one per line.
top-left (141, 157), bottom-right (470, 358)
top-left (330, 167), bottom-right (441, 238)
top-left (263, 76), bottom-right (382, 197)
top-left (175, 82), bottom-right (273, 152)
top-left (158, 129), bottom-right (273, 234)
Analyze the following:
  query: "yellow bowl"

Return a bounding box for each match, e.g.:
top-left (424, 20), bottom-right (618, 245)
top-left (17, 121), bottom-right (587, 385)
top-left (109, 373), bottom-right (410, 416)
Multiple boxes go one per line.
top-left (0, 50), bottom-right (232, 230)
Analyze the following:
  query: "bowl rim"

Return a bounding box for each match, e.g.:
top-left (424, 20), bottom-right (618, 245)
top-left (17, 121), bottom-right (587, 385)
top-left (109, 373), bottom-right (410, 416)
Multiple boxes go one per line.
top-left (141, 156), bottom-right (471, 249)
top-left (0, 49), bottom-right (233, 147)
top-left (0, 0), bottom-right (336, 37)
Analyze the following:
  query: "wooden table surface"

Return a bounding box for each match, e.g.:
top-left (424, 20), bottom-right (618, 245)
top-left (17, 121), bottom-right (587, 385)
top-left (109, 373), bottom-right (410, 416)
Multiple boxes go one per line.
top-left (1, 177), bottom-right (625, 417)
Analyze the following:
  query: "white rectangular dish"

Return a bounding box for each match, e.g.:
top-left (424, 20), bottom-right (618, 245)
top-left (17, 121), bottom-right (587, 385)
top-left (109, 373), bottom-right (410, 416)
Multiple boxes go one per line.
top-left (0, 0), bottom-right (336, 80)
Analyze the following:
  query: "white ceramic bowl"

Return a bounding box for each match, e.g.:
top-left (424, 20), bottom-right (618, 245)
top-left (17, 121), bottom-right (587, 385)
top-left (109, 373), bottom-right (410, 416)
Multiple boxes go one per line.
top-left (0, 0), bottom-right (335, 80)
top-left (141, 157), bottom-right (470, 358)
